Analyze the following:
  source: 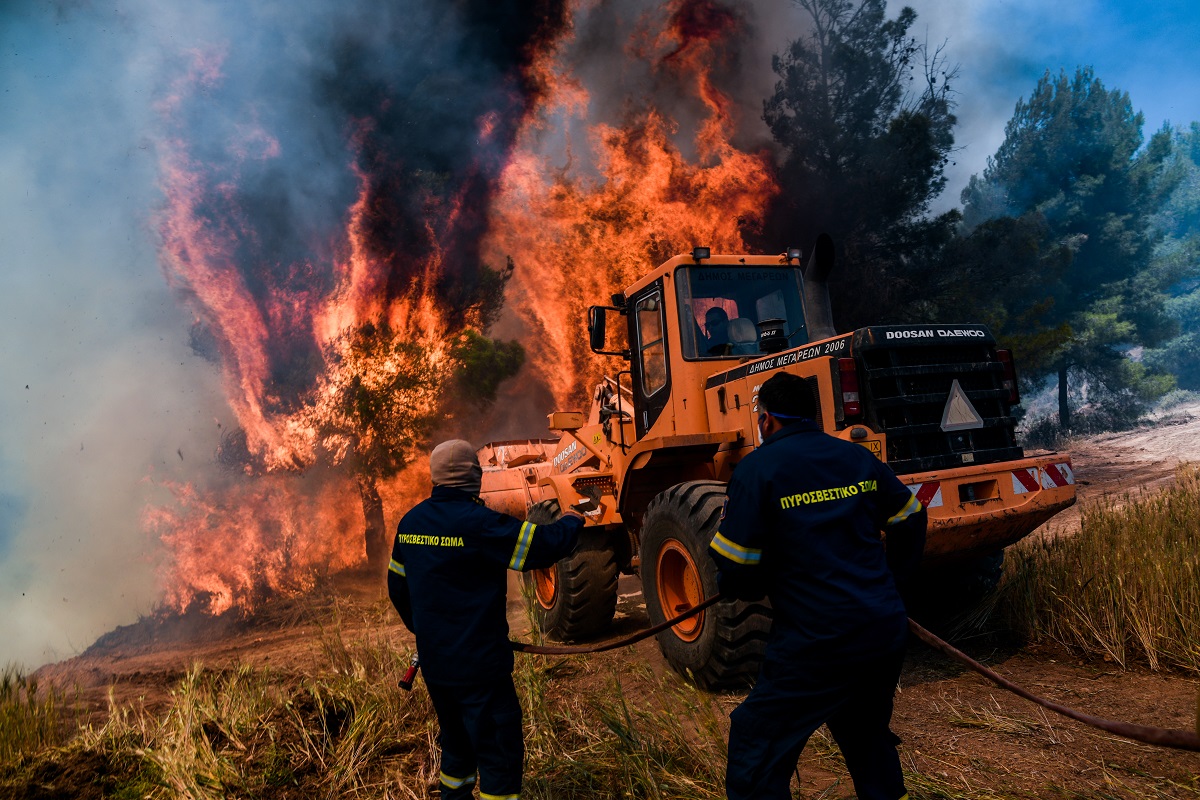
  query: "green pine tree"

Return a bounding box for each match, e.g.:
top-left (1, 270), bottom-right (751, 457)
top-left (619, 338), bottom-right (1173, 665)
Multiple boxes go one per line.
top-left (959, 67), bottom-right (1177, 430)
top-left (1145, 123), bottom-right (1200, 392)
top-left (760, 0), bottom-right (960, 328)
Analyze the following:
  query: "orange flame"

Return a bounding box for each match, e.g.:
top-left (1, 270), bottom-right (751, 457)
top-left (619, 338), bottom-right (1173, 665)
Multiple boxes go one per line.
top-left (149, 1), bottom-right (779, 615)
top-left (152, 53), bottom-right (460, 612)
top-left (487, 0), bottom-right (778, 406)
top-left (144, 473), bottom-right (364, 616)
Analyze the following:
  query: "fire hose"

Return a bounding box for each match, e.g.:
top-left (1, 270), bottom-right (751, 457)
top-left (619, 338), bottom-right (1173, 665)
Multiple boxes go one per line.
top-left (400, 595), bottom-right (1200, 752)
top-left (509, 593), bottom-right (725, 656)
top-left (905, 617), bottom-right (1200, 752)
top-left (396, 596), bottom-right (722, 690)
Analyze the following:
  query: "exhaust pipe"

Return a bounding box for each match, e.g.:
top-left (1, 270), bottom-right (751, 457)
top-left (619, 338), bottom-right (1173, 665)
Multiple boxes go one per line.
top-left (801, 233), bottom-right (838, 341)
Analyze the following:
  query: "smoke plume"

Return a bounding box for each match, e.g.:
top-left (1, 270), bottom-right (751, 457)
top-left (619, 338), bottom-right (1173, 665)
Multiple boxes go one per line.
top-left (0, 0), bottom-right (576, 666)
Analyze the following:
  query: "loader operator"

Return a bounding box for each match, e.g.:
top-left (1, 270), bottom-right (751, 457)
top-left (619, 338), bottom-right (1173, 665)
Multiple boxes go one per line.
top-left (709, 372), bottom-right (927, 800)
top-left (388, 439), bottom-right (584, 800)
top-left (704, 306), bottom-right (733, 355)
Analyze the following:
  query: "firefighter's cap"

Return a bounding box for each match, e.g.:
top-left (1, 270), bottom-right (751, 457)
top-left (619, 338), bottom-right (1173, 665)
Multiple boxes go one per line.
top-left (429, 439), bottom-right (482, 495)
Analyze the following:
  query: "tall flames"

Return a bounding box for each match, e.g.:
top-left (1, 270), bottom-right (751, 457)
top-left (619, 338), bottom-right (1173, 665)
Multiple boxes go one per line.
top-left (490, 1), bottom-right (778, 404)
top-left (148, 0), bottom-right (779, 616)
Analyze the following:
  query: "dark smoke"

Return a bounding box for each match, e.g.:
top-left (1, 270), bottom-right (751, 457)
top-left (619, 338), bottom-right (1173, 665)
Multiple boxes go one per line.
top-left (552, 0), bottom-right (770, 166)
top-left (0, 0), bottom-right (573, 668)
top-left (166, 1), bottom-right (570, 415)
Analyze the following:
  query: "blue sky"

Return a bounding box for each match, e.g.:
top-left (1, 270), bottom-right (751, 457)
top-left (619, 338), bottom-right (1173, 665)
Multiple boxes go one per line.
top-left (899, 0), bottom-right (1200, 208)
top-left (1, 0), bottom-right (1198, 668)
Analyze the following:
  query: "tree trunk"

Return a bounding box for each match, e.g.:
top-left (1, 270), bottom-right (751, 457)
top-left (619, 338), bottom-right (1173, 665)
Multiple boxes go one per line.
top-left (357, 474), bottom-right (389, 573)
top-left (1058, 365), bottom-right (1071, 431)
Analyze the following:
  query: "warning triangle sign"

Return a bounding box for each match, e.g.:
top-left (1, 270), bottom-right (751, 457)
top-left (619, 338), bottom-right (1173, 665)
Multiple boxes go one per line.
top-left (940, 379), bottom-right (985, 432)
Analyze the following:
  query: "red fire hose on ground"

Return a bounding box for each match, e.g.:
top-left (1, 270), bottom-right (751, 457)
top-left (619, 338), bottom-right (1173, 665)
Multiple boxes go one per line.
top-left (396, 596), bottom-right (723, 691)
top-left (904, 617), bottom-right (1200, 752)
top-left (400, 595), bottom-right (1200, 752)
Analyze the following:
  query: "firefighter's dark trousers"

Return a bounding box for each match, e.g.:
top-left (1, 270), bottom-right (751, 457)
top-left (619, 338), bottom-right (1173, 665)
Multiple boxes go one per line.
top-left (726, 647), bottom-right (908, 800)
top-left (425, 677), bottom-right (523, 800)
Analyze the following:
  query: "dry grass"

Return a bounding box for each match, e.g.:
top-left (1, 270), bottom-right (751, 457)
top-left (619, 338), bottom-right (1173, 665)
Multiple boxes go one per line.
top-left (0, 620), bottom-right (999, 800)
top-left (990, 464), bottom-right (1200, 674)
top-left (8, 499), bottom-right (1200, 800)
top-left (930, 690), bottom-right (1073, 745)
top-left (518, 656), bottom-right (728, 799)
top-left (70, 617), bottom-right (440, 799)
top-left (0, 664), bottom-right (73, 763)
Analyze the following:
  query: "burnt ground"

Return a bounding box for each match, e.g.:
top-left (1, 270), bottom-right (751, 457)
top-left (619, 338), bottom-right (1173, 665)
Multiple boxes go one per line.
top-left (28, 407), bottom-right (1200, 797)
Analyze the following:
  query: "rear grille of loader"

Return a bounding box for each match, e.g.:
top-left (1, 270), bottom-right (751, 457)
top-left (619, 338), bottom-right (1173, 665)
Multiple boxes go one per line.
top-left (853, 328), bottom-right (1022, 475)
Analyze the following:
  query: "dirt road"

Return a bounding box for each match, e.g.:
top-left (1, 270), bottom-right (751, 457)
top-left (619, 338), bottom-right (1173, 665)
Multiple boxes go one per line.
top-left (1037, 401), bottom-right (1200, 534)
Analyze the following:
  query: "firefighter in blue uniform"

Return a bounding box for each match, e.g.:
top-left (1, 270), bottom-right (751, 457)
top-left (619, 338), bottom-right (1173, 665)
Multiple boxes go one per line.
top-left (710, 372), bottom-right (927, 800)
top-left (388, 439), bottom-right (584, 800)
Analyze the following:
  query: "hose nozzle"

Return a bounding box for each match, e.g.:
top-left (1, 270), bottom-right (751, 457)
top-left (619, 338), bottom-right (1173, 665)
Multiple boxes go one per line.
top-left (398, 653), bottom-right (419, 691)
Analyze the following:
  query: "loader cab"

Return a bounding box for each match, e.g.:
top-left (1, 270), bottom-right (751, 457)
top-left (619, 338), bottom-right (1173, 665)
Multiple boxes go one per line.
top-left (674, 264), bottom-right (809, 359)
top-left (627, 281), bottom-right (672, 438)
top-left (590, 253), bottom-right (812, 441)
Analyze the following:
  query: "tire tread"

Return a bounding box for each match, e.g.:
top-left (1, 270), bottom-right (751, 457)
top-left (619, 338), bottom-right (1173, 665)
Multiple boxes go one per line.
top-left (522, 500), bottom-right (619, 642)
top-left (641, 480), bottom-right (773, 690)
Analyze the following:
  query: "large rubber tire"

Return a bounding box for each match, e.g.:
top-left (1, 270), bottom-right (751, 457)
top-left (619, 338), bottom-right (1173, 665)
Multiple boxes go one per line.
top-left (910, 551), bottom-right (1006, 626)
top-left (520, 500), bottom-right (619, 642)
top-left (640, 481), bottom-right (772, 690)
top-left (958, 551), bottom-right (1006, 601)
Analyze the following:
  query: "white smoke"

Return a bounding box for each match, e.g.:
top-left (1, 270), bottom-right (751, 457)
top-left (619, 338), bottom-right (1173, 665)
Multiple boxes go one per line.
top-left (0, 4), bottom-right (225, 668)
top-left (0, 1), bottom-right (299, 669)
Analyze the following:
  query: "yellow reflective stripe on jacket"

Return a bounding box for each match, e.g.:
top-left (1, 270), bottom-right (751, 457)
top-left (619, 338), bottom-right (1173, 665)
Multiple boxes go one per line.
top-left (480, 793), bottom-right (519, 800)
top-left (388, 558), bottom-right (406, 577)
top-left (887, 494), bottom-right (922, 525)
top-left (440, 771), bottom-right (476, 789)
top-left (709, 531), bottom-right (763, 565)
top-left (509, 521), bottom-right (537, 570)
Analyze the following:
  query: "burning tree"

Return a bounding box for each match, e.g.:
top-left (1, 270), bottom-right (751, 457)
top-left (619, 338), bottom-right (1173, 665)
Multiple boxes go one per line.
top-left (149, 2), bottom-right (565, 611)
top-left (310, 267), bottom-right (523, 569)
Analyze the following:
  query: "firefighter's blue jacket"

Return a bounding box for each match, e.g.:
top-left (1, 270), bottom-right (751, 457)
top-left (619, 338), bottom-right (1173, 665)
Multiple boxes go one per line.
top-left (710, 420), bottom-right (926, 663)
top-left (388, 485), bottom-right (583, 685)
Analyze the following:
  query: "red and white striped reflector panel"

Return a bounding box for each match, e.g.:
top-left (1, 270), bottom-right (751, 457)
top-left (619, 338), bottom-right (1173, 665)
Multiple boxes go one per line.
top-left (908, 481), bottom-right (943, 509)
top-left (1041, 462), bottom-right (1075, 489)
top-left (1011, 467), bottom-right (1040, 495)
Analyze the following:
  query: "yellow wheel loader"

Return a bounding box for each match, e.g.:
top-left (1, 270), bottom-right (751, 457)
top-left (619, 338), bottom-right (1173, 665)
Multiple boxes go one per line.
top-left (479, 237), bottom-right (1076, 689)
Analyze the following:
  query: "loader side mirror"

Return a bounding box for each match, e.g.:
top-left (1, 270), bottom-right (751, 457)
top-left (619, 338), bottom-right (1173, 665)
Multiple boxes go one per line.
top-left (589, 305), bottom-right (606, 351)
top-left (587, 305), bottom-right (629, 358)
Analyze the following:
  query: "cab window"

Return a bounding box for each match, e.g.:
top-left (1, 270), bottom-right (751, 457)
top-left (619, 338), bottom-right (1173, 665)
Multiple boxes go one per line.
top-left (675, 265), bottom-right (809, 359)
top-left (636, 292), bottom-right (667, 395)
